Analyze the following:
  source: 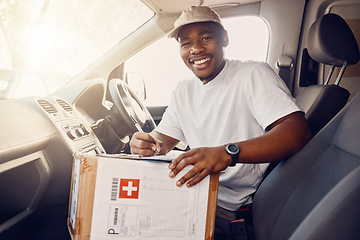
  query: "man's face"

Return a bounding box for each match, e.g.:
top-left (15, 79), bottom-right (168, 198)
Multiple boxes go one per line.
top-left (177, 22), bottom-right (228, 84)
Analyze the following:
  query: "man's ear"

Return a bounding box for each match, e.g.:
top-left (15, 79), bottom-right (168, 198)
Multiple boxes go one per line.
top-left (222, 30), bottom-right (229, 47)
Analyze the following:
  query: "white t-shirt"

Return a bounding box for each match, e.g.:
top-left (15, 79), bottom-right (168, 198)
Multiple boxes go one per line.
top-left (156, 60), bottom-right (301, 210)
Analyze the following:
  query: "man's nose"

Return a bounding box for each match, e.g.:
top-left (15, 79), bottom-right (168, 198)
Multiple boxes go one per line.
top-left (190, 42), bottom-right (205, 54)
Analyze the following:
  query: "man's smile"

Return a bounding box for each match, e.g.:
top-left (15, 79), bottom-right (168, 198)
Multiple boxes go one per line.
top-left (189, 56), bottom-right (212, 68)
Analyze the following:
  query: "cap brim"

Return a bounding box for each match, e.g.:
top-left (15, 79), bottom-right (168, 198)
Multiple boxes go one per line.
top-left (167, 19), bottom-right (223, 38)
top-left (167, 27), bottom-right (181, 38)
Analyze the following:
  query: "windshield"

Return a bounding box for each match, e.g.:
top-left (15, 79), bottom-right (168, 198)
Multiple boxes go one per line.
top-left (0, 0), bottom-right (154, 99)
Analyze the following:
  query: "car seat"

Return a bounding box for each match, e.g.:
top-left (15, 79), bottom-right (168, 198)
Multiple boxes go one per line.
top-left (295, 13), bottom-right (359, 136)
top-left (252, 90), bottom-right (360, 239)
top-left (263, 13), bottom-right (359, 181)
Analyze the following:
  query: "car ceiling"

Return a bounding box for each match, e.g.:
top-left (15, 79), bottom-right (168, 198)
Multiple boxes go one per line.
top-left (144, 0), bottom-right (263, 13)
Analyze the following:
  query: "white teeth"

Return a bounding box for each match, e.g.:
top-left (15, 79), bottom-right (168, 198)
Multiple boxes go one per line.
top-left (194, 58), bottom-right (210, 65)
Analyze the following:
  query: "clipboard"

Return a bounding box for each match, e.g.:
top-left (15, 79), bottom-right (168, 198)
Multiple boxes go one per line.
top-left (68, 152), bottom-right (219, 240)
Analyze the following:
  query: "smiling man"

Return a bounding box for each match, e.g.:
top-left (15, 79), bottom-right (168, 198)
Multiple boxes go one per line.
top-left (177, 22), bottom-right (227, 84)
top-left (130, 6), bottom-right (312, 239)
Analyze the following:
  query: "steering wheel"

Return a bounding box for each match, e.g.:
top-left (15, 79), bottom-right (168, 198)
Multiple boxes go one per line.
top-left (108, 78), bottom-right (156, 138)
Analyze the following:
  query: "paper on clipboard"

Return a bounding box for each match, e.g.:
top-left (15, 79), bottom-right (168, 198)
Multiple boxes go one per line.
top-left (90, 157), bottom-right (209, 240)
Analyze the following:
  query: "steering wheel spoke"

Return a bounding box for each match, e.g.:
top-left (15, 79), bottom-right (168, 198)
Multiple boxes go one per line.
top-left (108, 78), bottom-right (155, 138)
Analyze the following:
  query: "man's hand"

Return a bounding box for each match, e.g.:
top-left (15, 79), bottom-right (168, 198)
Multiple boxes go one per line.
top-left (130, 132), bottom-right (163, 156)
top-left (168, 146), bottom-right (231, 187)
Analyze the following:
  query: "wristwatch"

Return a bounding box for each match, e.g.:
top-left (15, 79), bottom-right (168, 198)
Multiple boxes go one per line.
top-left (225, 143), bottom-right (240, 167)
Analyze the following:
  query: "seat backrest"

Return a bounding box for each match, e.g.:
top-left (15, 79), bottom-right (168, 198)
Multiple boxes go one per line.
top-left (295, 13), bottom-right (359, 136)
top-left (295, 84), bottom-right (349, 135)
top-left (252, 91), bottom-right (360, 240)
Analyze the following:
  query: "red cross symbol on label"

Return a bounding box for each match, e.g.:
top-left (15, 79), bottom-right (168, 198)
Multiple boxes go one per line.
top-left (119, 179), bottom-right (140, 199)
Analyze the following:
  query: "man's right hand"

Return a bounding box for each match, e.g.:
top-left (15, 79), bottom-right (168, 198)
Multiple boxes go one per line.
top-left (130, 132), bottom-right (163, 156)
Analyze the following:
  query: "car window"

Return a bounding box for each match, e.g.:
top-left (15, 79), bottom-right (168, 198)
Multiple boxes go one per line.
top-left (124, 16), bottom-right (269, 107)
top-left (0, 0), bottom-right (154, 99)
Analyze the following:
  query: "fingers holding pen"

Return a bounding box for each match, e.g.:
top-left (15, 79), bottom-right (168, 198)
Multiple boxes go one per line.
top-left (130, 132), bottom-right (163, 156)
top-left (149, 133), bottom-right (163, 154)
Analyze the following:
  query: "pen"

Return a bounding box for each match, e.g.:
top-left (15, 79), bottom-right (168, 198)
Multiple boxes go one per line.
top-left (130, 115), bottom-right (160, 155)
top-left (130, 115), bottom-right (144, 133)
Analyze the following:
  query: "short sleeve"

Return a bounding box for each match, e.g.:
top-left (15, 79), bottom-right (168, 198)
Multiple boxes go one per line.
top-left (155, 85), bottom-right (187, 145)
top-left (244, 62), bottom-right (301, 129)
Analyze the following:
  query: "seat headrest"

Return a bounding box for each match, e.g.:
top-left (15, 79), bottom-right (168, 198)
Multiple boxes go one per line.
top-left (307, 13), bottom-right (359, 67)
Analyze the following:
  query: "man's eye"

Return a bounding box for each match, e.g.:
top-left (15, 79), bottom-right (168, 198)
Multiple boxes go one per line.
top-left (202, 36), bottom-right (211, 41)
top-left (181, 42), bottom-right (190, 48)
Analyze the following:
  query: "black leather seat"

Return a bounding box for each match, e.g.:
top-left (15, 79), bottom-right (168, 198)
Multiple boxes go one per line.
top-left (252, 91), bottom-right (360, 239)
top-left (295, 13), bottom-right (359, 136)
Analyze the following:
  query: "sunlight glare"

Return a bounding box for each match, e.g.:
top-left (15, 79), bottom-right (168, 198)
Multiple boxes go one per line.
top-left (26, 22), bottom-right (56, 69)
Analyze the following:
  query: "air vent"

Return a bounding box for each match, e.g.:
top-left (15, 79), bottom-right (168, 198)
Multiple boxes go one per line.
top-left (37, 99), bottom-right (59, 117)
top-left (56, 99), bottom-right (75, 116)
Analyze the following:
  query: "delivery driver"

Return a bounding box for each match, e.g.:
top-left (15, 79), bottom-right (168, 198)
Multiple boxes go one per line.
top-left (130, 5), bottom-right (311, 239)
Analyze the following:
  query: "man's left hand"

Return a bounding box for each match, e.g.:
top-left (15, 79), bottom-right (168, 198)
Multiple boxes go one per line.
top-left (168, 146), bottom-right (231, 187)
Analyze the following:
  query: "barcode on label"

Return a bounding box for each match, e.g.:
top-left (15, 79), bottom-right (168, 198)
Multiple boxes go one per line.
top-left (113, 207), bottom-right (119, 225)
top-left (111, 178), bottom-right (119, 201)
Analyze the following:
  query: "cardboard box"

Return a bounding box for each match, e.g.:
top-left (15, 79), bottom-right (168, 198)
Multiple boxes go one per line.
top-left (68, 153), bottom-right (219, 240)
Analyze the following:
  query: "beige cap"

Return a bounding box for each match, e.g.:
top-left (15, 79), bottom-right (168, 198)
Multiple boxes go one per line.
top-left (168, 6), bottom-right (224, 38)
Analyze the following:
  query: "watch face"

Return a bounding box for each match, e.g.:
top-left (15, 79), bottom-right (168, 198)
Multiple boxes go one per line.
top-left (226, 143), bottom-right (239, 154)
top-left (228, 144), bottom-right (238, 153)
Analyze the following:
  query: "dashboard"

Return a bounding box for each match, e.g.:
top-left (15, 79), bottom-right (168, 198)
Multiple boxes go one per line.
top-left (0, 78), bottom-right (120, 229)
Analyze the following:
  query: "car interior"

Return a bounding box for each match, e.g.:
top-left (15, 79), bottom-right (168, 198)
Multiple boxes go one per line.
top-left (0, 0), bottom-right (359, 239)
